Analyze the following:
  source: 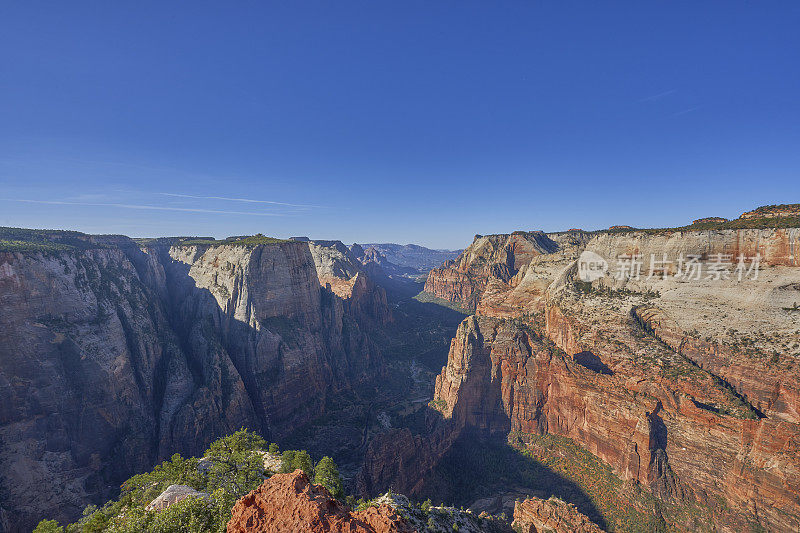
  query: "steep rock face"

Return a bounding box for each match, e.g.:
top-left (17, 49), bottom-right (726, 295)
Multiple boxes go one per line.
top-left (433, 315), bottom-right (800, 531)
top-left (433, 316), bottom-right (665, 491)
top-left (633, 305), bottom-right (799, 423)
top-left (587, 227), bottom-right (800, 267)
top-left (423, 262), bottom-right (479, 306)
top-left (359, 247), bottom-right (419, 279)
top-left (309, 240), bottom-right (363, 298)
top-left (425, 227), bottom-right (800, 315)
top-left (423, 231), bottom-right (595, 313)
top-left (227, 470), bottom-right (414, 533)
top-left (0, 238), bottom-right (389, 531)
top-left (159, 241), bottom-right (386, 446)
top-left (424, 232), bottom-right (562, 311)
top-left (512, 497), bottom-right (605, 533)
top-left (0, 246), bottom-right (197, 530)
top-left (309, 240), bottom-right (392, 327)
top-left (357, 425), bottom-right (458, 498)
top-left (410, 225), bottom-right (800, 531)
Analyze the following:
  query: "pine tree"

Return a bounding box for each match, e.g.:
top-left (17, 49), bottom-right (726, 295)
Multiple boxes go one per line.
top-left (280, 450), bottom-right (297, 473)
top-left (292, 450), bottom-right (314, 477)
top-left (313, 456), bottom-right (344, 499)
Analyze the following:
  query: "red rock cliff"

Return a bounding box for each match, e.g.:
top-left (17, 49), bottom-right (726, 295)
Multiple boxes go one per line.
top-left (431, 311), bottom-right (800, 532)
top-left (423, 232), bottom-right (562, 310)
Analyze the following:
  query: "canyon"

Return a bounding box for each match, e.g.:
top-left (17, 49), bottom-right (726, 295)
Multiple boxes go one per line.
top-left (2, 208), bottom-right (800, 532)
top-left (0, 233), bottom-right (393, 531)
top-left (366, 218), bottom-right (800, 532)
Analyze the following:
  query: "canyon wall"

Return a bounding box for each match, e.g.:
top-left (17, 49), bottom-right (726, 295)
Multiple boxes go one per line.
top-left (0, 238), bottom-right (389, 532)
top-left (401, 225), bottom-right (800, 531)
top-left (425, 227), bottom-right (800, 312)
top-left (432, 315), bottom-right (800, 531)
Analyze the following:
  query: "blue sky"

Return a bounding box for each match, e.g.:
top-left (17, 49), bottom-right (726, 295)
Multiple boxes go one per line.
top-left (1, 2), bottom-right (798, 249)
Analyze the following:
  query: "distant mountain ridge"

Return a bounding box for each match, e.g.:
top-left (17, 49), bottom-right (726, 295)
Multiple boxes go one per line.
top-left (356, 243), bottom-right (461, 273)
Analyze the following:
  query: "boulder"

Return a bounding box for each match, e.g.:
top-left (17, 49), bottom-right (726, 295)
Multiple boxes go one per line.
top-left (227, 470), bottom-right (414, 533)
top-left (145, 485), bottom-right (209, 511)
top-left (512, 497), bottom-right (605, 533)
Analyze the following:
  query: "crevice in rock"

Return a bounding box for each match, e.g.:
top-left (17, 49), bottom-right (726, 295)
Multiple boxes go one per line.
top-left (630, 307), bottom-right (766, 419)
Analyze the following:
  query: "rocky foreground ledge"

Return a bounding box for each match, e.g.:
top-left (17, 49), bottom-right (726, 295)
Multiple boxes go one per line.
top-left (226, 469), bottom-right (597, 533)
top-left (227, 470), bottom-right (414, 533)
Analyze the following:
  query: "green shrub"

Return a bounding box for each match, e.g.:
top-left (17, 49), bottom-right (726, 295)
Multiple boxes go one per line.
top-left (292, 450), bottom-right (314, 477)
top-left (33, 519), bottom-right (63, 533)
top-left (421, 499), bottom-right (432, 513)
top-left (37, 430), bottom-right (347, 533)
top-left (280, 450), bottom-right (297, 473)
top-left (314, 456), bottom-right (344, 499)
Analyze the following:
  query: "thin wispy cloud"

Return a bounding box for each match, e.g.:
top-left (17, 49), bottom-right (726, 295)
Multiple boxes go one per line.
top-left (639, 89), bottom-right (677, 102)
top-left (158, 192), bottom-right (325, 209)
top-left (672, 106), bottom-right (701, 116)
top-left (5, 199), bottom-right (289, 216)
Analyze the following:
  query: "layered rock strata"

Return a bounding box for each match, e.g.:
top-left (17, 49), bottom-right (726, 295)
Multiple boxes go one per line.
top-left (399, 223), bottom-right (800, 531)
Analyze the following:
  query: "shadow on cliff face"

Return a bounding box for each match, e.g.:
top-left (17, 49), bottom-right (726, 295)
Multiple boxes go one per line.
top-left (646, 409), bottom-right (681, 502)
top-left (573, 351), bottom-right (613, 375)
top-left (147, 243), bottom-right (387, 454)
top-left (416, 432), bottom-right (608, 530)
top-left (281, 291), bottom-right (468, 486)
top-left (0, 240), bottom-right (393, 531)
top-left (146, 244), bottom-right (463, 498)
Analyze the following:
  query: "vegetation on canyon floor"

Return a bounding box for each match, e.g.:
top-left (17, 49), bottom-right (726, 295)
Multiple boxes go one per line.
top-left (413, 289), bottom-right (472, 315)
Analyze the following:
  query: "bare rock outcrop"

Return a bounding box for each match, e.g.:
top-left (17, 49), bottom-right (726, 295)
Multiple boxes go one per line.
top-left (424, 232), bottom-right (563, 311)
top-left (430, 313), bottom-right (800, 531)
top-left (227, 470), bottom-right (415, 533)
top-left (585, 227), bottom-right (800, 267)
top-left (425, 227), bottom-right (800, 315)
top-left (512, 496), bottom-right (605, 533)
top-left (144, 484), bottom-right (209, 511)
